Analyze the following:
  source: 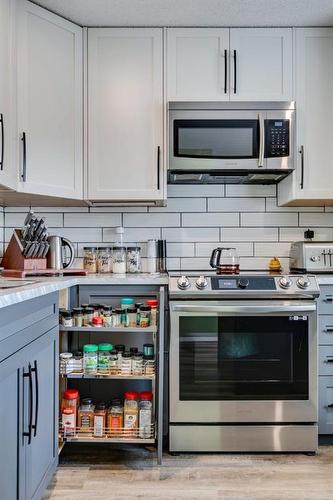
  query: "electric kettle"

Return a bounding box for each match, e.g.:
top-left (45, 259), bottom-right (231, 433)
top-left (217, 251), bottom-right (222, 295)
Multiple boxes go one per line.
top-left (210, 247), bottom-right (240, 275)
top-left (47, 235), bottom-right (75, 269)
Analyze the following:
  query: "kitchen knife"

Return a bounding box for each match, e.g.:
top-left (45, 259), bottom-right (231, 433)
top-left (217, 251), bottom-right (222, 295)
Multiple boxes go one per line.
top-left (32, 217), bottom-right (45, 241)
top-left (24, 210), bottom-right (35, 227)
top-left (23, 241), bottom-right (33, 256)
top-left (42, 242), bottom-right (50, 258)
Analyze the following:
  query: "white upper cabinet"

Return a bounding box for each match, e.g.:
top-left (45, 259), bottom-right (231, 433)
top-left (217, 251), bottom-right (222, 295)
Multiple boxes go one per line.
top-left (167, 28), bottom-right (293, 102)
top-left (229, 28), bottom-right (293, 101)
top-left (87, 28), bottom-right (164, 203)
top-left (0, 0), bottom-right (17, 189)
top-left (278, 28), bottom-right (333, 205)
top-left (167, 28), bottom-right (229, 101)
top-left (17, 1), bottom-right (83, 199)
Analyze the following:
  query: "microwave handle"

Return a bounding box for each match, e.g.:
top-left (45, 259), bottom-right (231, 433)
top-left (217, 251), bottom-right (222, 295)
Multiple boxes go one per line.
top-left (258, 113), bottom-right (265, 168)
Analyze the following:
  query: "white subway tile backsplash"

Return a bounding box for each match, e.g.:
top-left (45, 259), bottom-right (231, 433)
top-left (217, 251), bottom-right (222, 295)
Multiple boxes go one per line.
top-left (42, 227), bottom-right (103, 243)
top-left (162, 227), bottom-right (219, 242)
top-left (241, 212), bottom-right (298, 227)
top-left (167, 243), bottom-right (195, 257)
top-left (208, 197), bottom-right (265, 212)
top-left (239, 257), bottom-right (290, 271)
top-left (124, 213), bottom-right (180, 227)
top-left (299, 213), bottom-right (333, 227)
top-left (5, 212), bottom-right (63, 228)
top-left (167, 185), bottom-right (224, 198)
top-left (254, 242), bottom-right (291, 257)
top-left (149, 197), bottom-right (206, 213)
top-left (182, 212), bottom-right (239, 227)
top-left (222, 227), bottom-right (278, 242)
top-left (195, 242), bottom-right (253, 257)
top-left (103, 227), bottom-right (161, 242)
top-left (226, 185), bottom-right (276, 197)
top-left (279, 227), bottom-right (333, 242)
top-left (64, 213), bottom-right (121, 227)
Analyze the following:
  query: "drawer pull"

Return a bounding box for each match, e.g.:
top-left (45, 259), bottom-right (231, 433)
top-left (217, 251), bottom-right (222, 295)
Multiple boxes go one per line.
top-left (324, 295), bottom-right (333, 302)
top-left (326, 404), bottom-right (333, 408)
top-left (325, 327), bottom-right (333, 332)
top-left (325, 358), bottom-right (333, 363)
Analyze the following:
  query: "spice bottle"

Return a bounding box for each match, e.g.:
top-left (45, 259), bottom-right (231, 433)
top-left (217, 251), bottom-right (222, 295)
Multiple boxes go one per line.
top-left (135, 302), bottom-right (143, 326)
top-left (143, 344), bottom-right (154, 357)
top-left (62, 408), bottom-right (76, 437)
top-left (121, 352), bottom-right (132, 376)
top-left (61, 311), bottom-right (73, 327)
top-left (83, 247), bottom-right (98, 273)
top-left (144, 355), bottom-right (155, 376)
top-left (109, 349), bottom-right (119, 375)
top-left (115, 344), bottom-right (125, 370)
top-left (93, 402), bottom-right (107, 437)
top-left (139, 391), bottom-right (153, 438)
top-left (121, 309), bottom-right (129, 327)
top-left (61, 388), bottom-right (80, 424)
top-left (72, 307), bottom-right (84, 327)
top-left (72, 351), bottom-right (83, 373)
top-left (83, 344), bottom-right (98, 375)
top-left (132, 352), bottom-right (143, 376)
top-left (127, 307), bottom-right (137, 327)
top-left (83, 307), bottom-right (94, 326)
top-left (102, 305), bottom-right (113, 327)
top-left (98, 343), bottom-right (113, 375)
top-left (146, 299), bottom-right (158, 326)
top-left (139, 306), bottom-right (151, 328)
top-left (121, 297), bottom-right (135, 310)
top-left (108, 399), bottom-right (124, 436)
top-left (114, 309), bottom-right (122, 327)
top-left (92, 316), bottom-right (103, 328)
top-left (78, 398), bottom-right (94, 433)
top-left (124, 391), bottom-right (139, 436)
top-left (60, 352), bottom-right (73, 375)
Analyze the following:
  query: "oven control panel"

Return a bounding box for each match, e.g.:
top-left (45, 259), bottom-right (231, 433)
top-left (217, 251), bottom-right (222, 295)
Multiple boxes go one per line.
top-left (211, 276), bottom-right (276, 290)
top-left (265, 119), bottom-right (289, 157)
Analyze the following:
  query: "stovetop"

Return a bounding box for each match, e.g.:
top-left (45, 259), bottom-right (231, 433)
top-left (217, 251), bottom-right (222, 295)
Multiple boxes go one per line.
top-left (168, 271), bottom-right (320, 298)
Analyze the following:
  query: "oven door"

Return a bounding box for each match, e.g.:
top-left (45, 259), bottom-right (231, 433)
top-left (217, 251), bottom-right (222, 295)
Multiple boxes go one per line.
top-left (169, 110), bottom-right (266, 170)
top-left (169, 300), bottom-right (317, 423)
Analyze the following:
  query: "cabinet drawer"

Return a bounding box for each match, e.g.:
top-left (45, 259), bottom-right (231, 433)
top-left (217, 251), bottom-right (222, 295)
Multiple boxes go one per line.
top-left (319, 376), bottom-right (333, 434)
top-left (319, 316), bottom-right (333, 345)
top-left (318, 286), bottom-right (333, 314)
top-left (319, 346), bottom-right (333, 375)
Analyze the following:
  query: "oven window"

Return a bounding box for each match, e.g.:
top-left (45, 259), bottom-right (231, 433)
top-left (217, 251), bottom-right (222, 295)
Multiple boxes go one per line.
top-left (174, 119), bottom-right (259, 159)
top-left (179, 316), bottom-right (309, 401)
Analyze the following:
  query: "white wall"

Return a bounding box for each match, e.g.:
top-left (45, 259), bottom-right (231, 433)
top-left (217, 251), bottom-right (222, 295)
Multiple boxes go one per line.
top-left (2, 184), bottom-right (333, 272)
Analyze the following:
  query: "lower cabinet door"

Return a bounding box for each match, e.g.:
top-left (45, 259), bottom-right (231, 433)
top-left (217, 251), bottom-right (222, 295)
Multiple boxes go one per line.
top-left (319, 376), bottom-right (333, 434)
top-left (25, 328), bottom-right (58, 500)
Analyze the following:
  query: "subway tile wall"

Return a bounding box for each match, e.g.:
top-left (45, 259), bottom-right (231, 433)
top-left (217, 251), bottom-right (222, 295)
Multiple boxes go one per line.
top-left (2, 185), bottom-right (333, 272)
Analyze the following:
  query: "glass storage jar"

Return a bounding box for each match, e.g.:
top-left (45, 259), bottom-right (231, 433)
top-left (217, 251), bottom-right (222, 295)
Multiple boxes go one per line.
top-left (97, 247), bottom-right (112, 273)
top-left (132, 352), bottom-right (143, 376)
top-left (112, 246), bottom-right (127, 274)
top-left (121, 351), bottom-right (132, 376)
top-left (143, 343), bottom-right (154, 357)
top-left (83, 247), bottom-right (98, 273)
top-left (72, 351), bottom-right (83, 373)
top-left (102, 305), bottom-right (113, 327)
top-left (113, 309), bottom-right (122, 327)
top-left (72, 307), bottom-right (84, 327)
top-left (83, 307), bottom-right (94, 326)
top-left (121, 297), bottom-right (135, 309)
top-left (115, 344), bottom-right (125, 370)
top-left (144, 355), bottom-right (155, 376)
top-left (98, 343), bottom-right (113, 375)
top-left (109, 349), bottom-right (119, 375)
top-left (146, 299), bottom-right (158, 327)
top-left (78, 398), bottom-right (94, 433)
top-left (139, 391), bottom-right (153, 438)
top-left (139, 306), bottom-right (151, 328)
top-left (127, 307), bottom-right (137, 327)
top-left (60, 352), bottom-right (73, 375)
top-left (121, 309), bottom-right (129, 327)
top-left (61, 311), bottom-right (73, 327)
top-left (93, 402), bottom-right (107, 437)
top-left (108, 399), bottom-right (123, 436)
top-left (124, 391), bottom-right (139, 436)
top-left (83, 344), bottom-right (98, 375)
top-left (126, 246), bottom-right (141, 273)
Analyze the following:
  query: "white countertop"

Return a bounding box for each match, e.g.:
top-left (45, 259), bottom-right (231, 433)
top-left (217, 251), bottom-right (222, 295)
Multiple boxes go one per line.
top-left (0, 273), bottom-right (169, 309)
top-left (313, 275), bottom-right (333, 285)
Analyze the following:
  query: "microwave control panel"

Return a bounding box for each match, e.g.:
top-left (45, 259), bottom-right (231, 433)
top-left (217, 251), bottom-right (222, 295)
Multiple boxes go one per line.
top-left (265, 119), bottom-right (289, 157)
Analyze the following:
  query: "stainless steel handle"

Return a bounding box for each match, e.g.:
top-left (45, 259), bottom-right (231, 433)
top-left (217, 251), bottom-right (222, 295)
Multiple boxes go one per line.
top-left (233, 49), bottom-right (237, 94)
top-left (224, 49), bottom-right (228, 94)
top-left (157, 146), bottom-right (160, 190)
top-left (299, 145), bottom-right (304, 189)
top-left (0, 113), bottom-right (4, 171)
top-left (21, 132), bottom-right (27, 181)
top-left (172, 304), bottom-right (315, 314)
top-left (61, 237), bottom-right (75, 269)
top-left (258, 113), bottom-right (265, 168)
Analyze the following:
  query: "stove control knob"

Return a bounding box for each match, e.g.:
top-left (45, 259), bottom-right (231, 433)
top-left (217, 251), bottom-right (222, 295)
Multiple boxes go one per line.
top-left (297, 276), bottom-right (310, 289)
top-left (310, 255), bottom-right (320, 262)
top-left (279, 276), bottom-right (292, 289)
top-left (196, 275), bottom-right (208, 289)
top-left (238, 278), bottom-right (249, 289)
top-left (177, 276), bottom-right (190, 290)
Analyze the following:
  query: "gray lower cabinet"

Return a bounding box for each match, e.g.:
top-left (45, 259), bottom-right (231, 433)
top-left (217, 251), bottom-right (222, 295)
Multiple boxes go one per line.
top-left (319, 376), bottom-right (333, 434)
top-left (318, 285), bottom-right (333, 434)
top-left (0, 293), bottom-right (58, 500)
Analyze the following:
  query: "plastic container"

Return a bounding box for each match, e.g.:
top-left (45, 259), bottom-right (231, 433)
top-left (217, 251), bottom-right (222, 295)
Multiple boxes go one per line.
top-left (62, 408), bottom-right (76, 437)
top-left (139, 306), bottom-right (151, 328)
top-left (132, 352), bottom-right (143, 376)
top-left (60, 352), bottom-right (73, 374)
top-left (83, 307), bottom-right (94, 326)
top-left (98, 343), bottom-right (113, 374)
top-left (121, 297), bottom-right (135, 310)
top-left (109, 350), bottom-right (119, 375)
top-left (72, 307), bottom-right (84, 327)
top-left (124, 391), bottom-right (139, 436)
top-left (102, 305), bottom-right (113, 327)
top-left (146, 299), bottom-right (158, 326)
top-left (61, 388), bottom-right (79, 424)
top-left (127, 307), bottom-right (137, 327)
top-left (121, 352), bottom-right (132, 376)
top-left (139, 391), bottom-right (153, 438)
top-left (83, 344), bottom-right (98, 375)
top-left (92, 316), bottom-right (103, 328)
top-left (93, 402), bottom-right (107, 437)
top-left (108, 399), bottom-right (123, 436)
top-left (78, 398), bottom-right (94, 432)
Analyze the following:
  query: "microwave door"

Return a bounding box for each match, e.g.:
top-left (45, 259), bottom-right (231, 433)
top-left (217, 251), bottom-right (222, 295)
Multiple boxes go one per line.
top-left (169, 109), bottom-right (267, 171)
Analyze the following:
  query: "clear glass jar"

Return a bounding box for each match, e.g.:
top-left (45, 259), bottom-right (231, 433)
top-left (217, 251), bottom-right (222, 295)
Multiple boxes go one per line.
top-left (98, 343), bottom-right (113, 375)
top-left (126, 246), bottom-right (141, 273)
top-left (78, 398), bottom-right (94, 433)
top-left (61, 311), bottom-right (73, 327)
top-left (132, 352), bottom-right (143, 376)
top-left (124, 391), bottom-right (139, 436)
top-left (144, 355), bottom-right (155, 376)
top-left (108, 399), bottom-right (123, 436)
top-left (83, 307), bottom-right (94, 326)
top-left (83, 247), bottom-right (97, 273)
top-left (121, 351), bottom-right (132, 376)
top-left (146, 299), bottom-right (158, 327)
top-left (121, 297), bottom-right (135, 310)
top-left (112, 246), bottom-right (127, 274)
top-left (115, 344), bottom-right (125, 370)
top-left (139, 306), bottom-right (151, 328)
top-left (93, 402), bottom-right (107, 437)
top-left (102, 305), bottom-right (113, 327)
top-left (135, 302), bottom-right (143, 326)
top-left (121, 309), bottom-right (129, 327)
top-left (113, 309), bottom-right (122, 327)
top-left (72, 307), bottom-right (84, 327)
top-left (109, 350), bottom-right (119, 375)
top-left (83, 344), bottom-right (98, 375)
top-left (139, 391), bottom-right (153, 438)
top-left (89, 304), bottom-right (101, 318)
top-left (127, 307), bottom-right (137, 327)
top-left (60, 352), bottom-right (73, 374)
top-left (72, 351), bottom-right (83, 373)
top-left (97, 247), bottom-right (112, 273)
top-left (143, 343), bottom-right (154, 357)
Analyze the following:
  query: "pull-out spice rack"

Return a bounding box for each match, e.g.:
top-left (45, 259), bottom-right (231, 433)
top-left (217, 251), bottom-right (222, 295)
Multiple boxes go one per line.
top-left (59, 423), bottom-right (155, 444)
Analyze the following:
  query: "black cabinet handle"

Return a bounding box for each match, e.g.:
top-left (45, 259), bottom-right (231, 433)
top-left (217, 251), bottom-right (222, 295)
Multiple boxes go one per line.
top-left (325, 358), bottom-right (333, 363)
top-left (233, 50), bottom-right (237, 94)
top-left (325, 326), bottom-right (333, 332)
top-left (21, 132), bottom-right (27, 181)
top-left (32, 360), bottom-right (39, 437)
top-left (23, 364), bottom-right (33, 445)
top-left (325, 295), bottom-right (333, 302)
top-left (0, 113), bottom-right (4, 171)
top-left (299, 145), bottom-right (304, 189)
top-left (157, 146), bottom-right (160, 190)
top-left (224, 49), bottom-right (228, 94)
top-left (327, 404), bottom-right (333, 408)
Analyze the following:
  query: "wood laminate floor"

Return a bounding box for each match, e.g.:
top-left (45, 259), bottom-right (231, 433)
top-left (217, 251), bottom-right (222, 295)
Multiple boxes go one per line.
top-left (44, 444), bottom-right (333, 500)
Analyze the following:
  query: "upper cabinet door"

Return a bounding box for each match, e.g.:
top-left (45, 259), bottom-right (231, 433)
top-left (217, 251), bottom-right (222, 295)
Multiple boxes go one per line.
top-left (167, 28), bottom-right (229, 101)
top-left (0, 0), bottom-right (17, 190)
top-left (17, 1), bottom-right (83, 199)
top-left (229, 28), bottom-right (293, 101)
top-left (87, 28), bottom-right (164, 202)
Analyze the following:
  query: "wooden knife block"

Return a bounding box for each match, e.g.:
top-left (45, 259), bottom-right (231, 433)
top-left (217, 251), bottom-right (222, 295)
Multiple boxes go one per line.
top-left (1, 229), bottom-right (47, 271)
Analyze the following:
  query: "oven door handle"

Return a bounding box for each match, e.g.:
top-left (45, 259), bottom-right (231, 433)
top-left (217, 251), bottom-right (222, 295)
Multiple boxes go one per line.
top-left (171, 304), bottom-right (316, 314)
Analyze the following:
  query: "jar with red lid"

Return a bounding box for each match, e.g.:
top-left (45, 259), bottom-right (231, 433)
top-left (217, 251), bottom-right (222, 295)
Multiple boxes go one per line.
top-left (61, 388), bottom-right (79, 424)
top-left (92, 316), bottom-right (103, 328)
top-left (124, 391), bottom-right (139, 436)
top-left (139, 391), bottom-right (153, 438)
top-left (146, 299), bottom-right (158, 326)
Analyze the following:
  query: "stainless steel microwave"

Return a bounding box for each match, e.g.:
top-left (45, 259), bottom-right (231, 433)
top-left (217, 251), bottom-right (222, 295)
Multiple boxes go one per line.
top-left (168, 101), bottom-right (295, 184)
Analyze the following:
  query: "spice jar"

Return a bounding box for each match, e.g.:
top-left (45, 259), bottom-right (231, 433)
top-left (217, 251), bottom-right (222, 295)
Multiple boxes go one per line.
top-left (144, 355), bottom-right (155, 376)
top-left (115, 344), bottom-right (125, 370)
top-left (62, 408), bottom-right (76, 437)
top-left (109, 349), bottom-right (119, 375)
top-left (83, 247), bottom-right (98, 273)
top-left (89, 304), bottom-right (101, 317)
top-left (61, 388), bottom-right (79, 424)
top-left (72, 351), bottom-right (83, 373)
top-left (121, 297), bottom-right (135, 310)
top-left (121, 351), bottom-right (132, 376)
top-left (83, 344), bottom-right (98, 375)
top-left (78, 398), bottom-right (94, 433)
top-left (127, 307), bottom-right (137, 327)
top-left (143, 343), bottom-right (154, 357)
top-left (108, 399), bottom-right (123, 436)
top-left (126, 246), bottom-right (141, 273)
top-left (60, 352), bottom-right (73, 374)
top-left (139, 391), bottom-right (153, 438)
top-left (121, 309), bottom-right (129, 327)
top-left (98, 343), bottom-right (113, 375)
top-left (112, 246), bottom-right (127, 274)
top-left (83, 307), bottom-right (94, 326)
top-left (93, 402), bottom-right (107, 437)
top-left (59, 308), bottom-right (67, 324)
top-left (97, 247), bottom-right (112, 273)
top-left (124, 391), bottom-right (139, 436)
top-left (61, 311), bottom-right (73, 327)
top-left (135, 302), bottom-right (143, 326)
top-left (102, 305), bottom-right (113, 327)
top-left (139, 306), bottom-right (151, 328)
top-left (146, 299), bottom-right (158, 327)
top-left (132, 352), bottom-right (143, 376)
top-left (73, 307), bottom-right (84, 327)
top-left (92, 316), bottom-right (103, 328)
top-left (113, 309), bottom-right (122, 327)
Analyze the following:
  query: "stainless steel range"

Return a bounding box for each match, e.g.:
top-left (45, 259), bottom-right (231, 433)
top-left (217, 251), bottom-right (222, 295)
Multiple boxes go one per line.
top-left (169, 272), bottom-right (319, 453)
